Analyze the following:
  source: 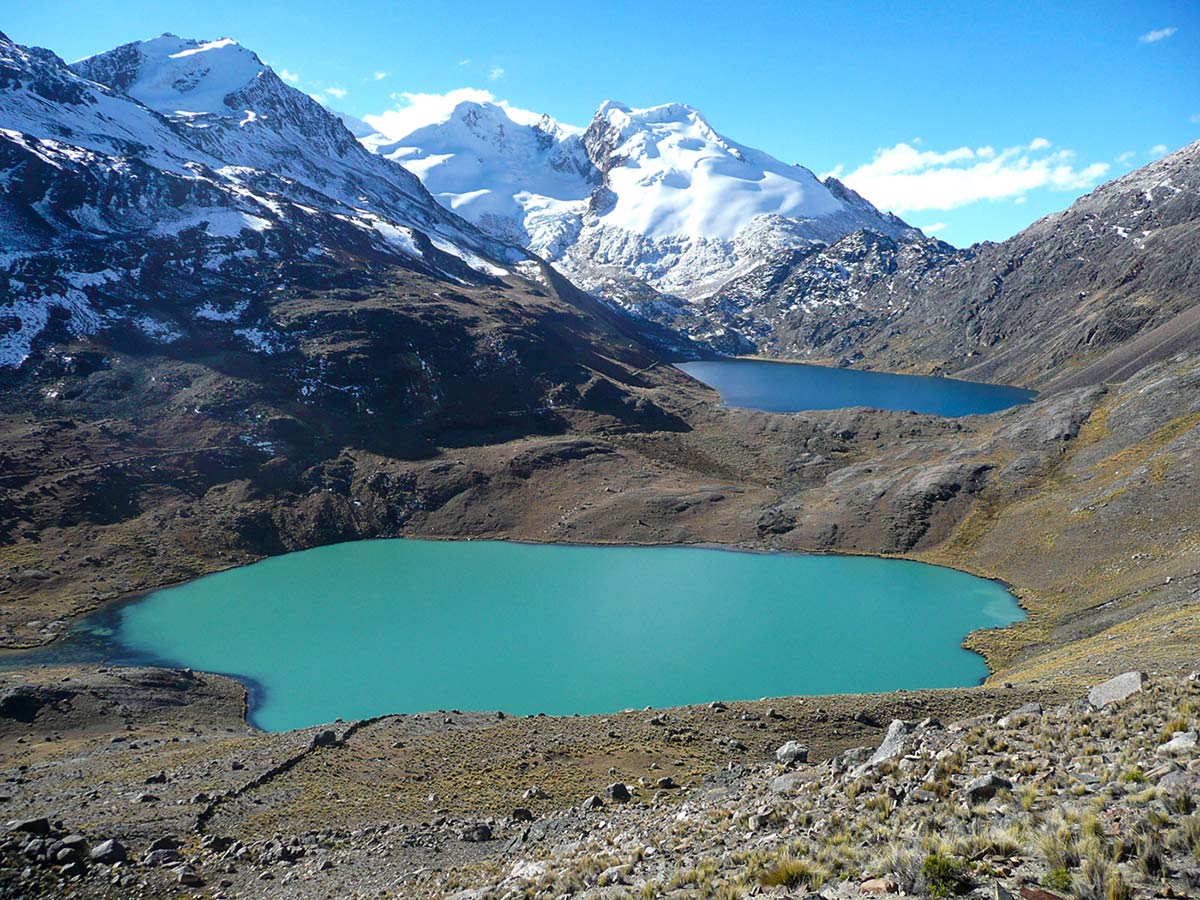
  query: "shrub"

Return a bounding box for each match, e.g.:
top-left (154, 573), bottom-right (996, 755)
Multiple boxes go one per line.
top-left (757, 855), bottom-right (826, 890)
top-left (1042, 868), bottom-right (1072, 892)
top-left (922, 853), bottom-right (972, 898)
top-left (1072, 856), bottom-right (1131, 900)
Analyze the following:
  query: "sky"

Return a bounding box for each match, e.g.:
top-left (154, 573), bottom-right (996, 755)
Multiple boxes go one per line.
top-left (6, 0), bottom-right (1198, 246)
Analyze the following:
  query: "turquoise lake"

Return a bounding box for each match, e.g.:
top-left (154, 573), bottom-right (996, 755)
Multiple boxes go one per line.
top-left (24, 540), bottom-right (1023, 732)
top-left (677, 359), bottom-right (1037, 416)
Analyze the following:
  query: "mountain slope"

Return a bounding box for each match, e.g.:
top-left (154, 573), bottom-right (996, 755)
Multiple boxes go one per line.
top-left (362, 98), bottom-right (919, 307)
top-left (712, 141), bottom-right (1200, 387)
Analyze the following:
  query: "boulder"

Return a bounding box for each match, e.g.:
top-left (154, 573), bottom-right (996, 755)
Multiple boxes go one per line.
top-left (853, 720), bottom-right (911, 775)
top-left (89, 839), bottom-right (127, 864)
top-left (606, 782), bottom-right (632, 802)
top-left (998, 703), bottom-right (1042, 727)
top-left (770, 772), bottom-right (807, 795)
top-left (1087, 672), bottom-right (1147, 708)
top-left (460, 824), bottom-right (492, 842)
top-left (775, 741), bottom-right (810, 765)
top-left (1157, 731), bottom-right (1198, 756)
top-left (582, 795), bottom-right (604, 810)
top-left (309, 730), bottom-right (338, 749)
top-left (861, 876), bottom-right (900, 893)
top-left (8, 817), bottom-right (50, 835)
top-left (144, 849), bottom-right (184, 866)
top-left (965, 773), bottom-right (1013, 804)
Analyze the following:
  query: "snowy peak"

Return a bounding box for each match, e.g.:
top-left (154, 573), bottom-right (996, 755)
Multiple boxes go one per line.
top-left (0, 30), bottom-right (216, 172)
top-left (365, 99), bottom-right (594, 247)
top-left (355, 94), bottom-right (918, 302)
top-left (69, 34), bottom-right (521, 264)
top-left (582, 100), bottom-right (846, 242)
top-left (73, 35), bottom-right (267, 119)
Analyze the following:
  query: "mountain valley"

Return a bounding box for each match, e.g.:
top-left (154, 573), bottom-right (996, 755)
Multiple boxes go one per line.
top-left (0, 25), bottom-right (1197, 900)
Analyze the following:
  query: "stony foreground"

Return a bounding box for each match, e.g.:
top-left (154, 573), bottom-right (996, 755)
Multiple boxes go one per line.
top-left (1, 667), bottom-right (1197, 899)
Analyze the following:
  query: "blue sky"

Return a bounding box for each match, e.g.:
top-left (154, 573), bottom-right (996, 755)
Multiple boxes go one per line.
top-left (6, 0), bottom-right (1198, 246)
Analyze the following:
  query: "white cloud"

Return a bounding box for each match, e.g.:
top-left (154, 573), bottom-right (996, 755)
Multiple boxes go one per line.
top-left (373, 71), bottom-right (388, 81)
top-left (1139, 26), bottom-right (1177, 43)
top-left (279, 68), bottom-right (301, 85)
top-left (458, 58), bottom-right (471, 66)
top-left (363, 87), bottom-right (553, 140)
top-left (324, 87), bottom-right (348, 100)
top-left (919, 222), bottom-right (948, 234)
top-left (832, 139), bottom-right (1111, 214)
top-left (1191, 113), bottom-right (1200, 124)
top-left (1150, 144), bottom-right (1169, 157)
top-left (1116, 150), bottom-right (1136, 165)
top-left (487, 66), bottom-right (505, 81)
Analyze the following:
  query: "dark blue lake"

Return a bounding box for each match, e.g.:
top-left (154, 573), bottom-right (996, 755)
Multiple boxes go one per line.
top-left (678, 359), bottom-right (1036, 417)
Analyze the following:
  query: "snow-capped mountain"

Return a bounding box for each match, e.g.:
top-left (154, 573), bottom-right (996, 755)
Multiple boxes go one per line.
top-left (0, 32), bottom-right (524, 368)
top-left (71, 36), bottom-right (517, 264)
top-left (361, 98), bottom-right (919, 302)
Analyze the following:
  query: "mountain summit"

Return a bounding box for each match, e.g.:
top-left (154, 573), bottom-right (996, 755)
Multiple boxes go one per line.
top-left (360, 98), bottom-right (918, 302)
